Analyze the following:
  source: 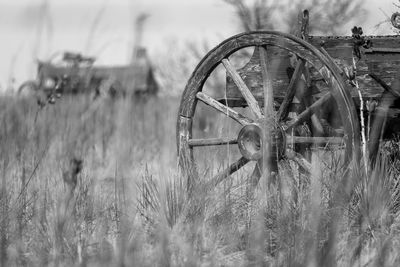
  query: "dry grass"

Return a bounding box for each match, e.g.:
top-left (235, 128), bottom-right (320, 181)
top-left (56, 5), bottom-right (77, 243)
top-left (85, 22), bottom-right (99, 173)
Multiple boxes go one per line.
top-left (0, 93), bottom-right (400, 266)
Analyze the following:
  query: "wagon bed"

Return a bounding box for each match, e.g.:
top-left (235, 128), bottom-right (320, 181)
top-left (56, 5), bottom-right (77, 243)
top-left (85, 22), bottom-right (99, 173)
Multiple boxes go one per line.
top-left (38, 61), bottom-right (157, 94)
top-left (223, 35), bottom-right (400, 108)
top-left (311, 35), bottom-right (400, 98)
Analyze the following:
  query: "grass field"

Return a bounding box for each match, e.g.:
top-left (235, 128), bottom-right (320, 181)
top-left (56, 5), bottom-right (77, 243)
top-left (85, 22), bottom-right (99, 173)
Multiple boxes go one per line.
top-left (1, 93), bottom-right (400, 266)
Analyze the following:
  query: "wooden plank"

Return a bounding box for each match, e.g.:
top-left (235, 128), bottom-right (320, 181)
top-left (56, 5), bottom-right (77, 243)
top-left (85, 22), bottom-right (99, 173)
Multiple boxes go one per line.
top-left (288, 136), bottom-right (344, 144)
top-left (217, 97), bottom-right (256, 108)
top-left (218, 97), bottom-right (283, 107)
top-left (177, 116), bottom-right (198, 190)
top-left (309, 35), bottom-right (400, 100)
top-left (285, 149), bottom-right (311, 174)
top-left (223, 34), bottom-right (400, 104)
top-left (259, 46), bottom-right (275, 117)
top-left (211, 157), bottom-right (250, 186)
top-left (368, 91), bottom-right (396, 164)
top-left (225, 48), bottom-right (290, 103)
top-left (286, 92), bottom-right (332, 131)
top-left (259, 46), bottom-right (279, 182)
top-left (365, 48), bottom-right (400, 53)
top-left (277, 59), bottom-right (305, 121)
top-left (318, 46), bottom-right (344, 75)
top-left (309, 35), bottom-right (400, 49)
top-left (196, 92), bottom-right (253, 125)
top-left (188, 137), bottom-right (237, 147)
top-left (222, 58), bottom-right (263, 119)
top-left (368, 73), bottom-right (400, 98)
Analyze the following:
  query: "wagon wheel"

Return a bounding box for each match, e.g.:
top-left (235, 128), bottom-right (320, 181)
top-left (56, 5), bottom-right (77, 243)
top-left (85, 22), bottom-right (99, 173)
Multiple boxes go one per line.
top-left (17, 80), bottom-right (39, 96)
top-left (177, 31), bottom-right (360, 191)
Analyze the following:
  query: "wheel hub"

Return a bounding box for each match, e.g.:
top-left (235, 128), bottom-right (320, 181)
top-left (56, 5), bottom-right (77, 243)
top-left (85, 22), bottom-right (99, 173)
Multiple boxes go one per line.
top-left (237, 122), bottom-right (286, 161)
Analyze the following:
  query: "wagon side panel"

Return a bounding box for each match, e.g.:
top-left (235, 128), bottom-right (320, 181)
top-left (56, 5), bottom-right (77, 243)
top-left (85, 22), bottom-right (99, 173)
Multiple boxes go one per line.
top-left (310, 36), bottom-right (400, 99)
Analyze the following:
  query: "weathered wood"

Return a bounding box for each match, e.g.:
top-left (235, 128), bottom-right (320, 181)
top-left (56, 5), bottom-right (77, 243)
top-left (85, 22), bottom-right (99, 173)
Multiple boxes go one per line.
top-left (297, 9), bottom-right (309, 40)
top-left (368, 73), bottom-right (400, 98)
top-left (365, 48), bottom-right (400, 53)
top-left (188, 137), bottom-right (237, 147)
top-left (225, 47), bottom-right (291, 103)
top-left (223, 35), bottom-right (400, 104)
top-left (288, 136), bottom-right (344, 144)
top-left (368, 91), bottom-right (394, 164)
top-left (286, 92), bottom-right (332, 131)
top-left (310, 35), bottom-right (400, 99)
top-left (222, 58), bottom-right (263, 119)
top-left (249, 160), bottom-right (263, 187)
top-left (259, 45), bottom-right (279, 182)
top-left (309, 35), bottom-right (400, 48)
top-left (277, 59), bottom-right (305, 121)
top-left (299, 61), bottom-right (325, 136)
top-left (211, 157), bottom-right (250, 186)
top-left (318, 46), bottom-right (344, 75)
top-left (196, 92), bottom-right (253, 125)
top-left (285, 149), bottom-right (311, 174)
top-left (259, 46), bottom-right (275, 117)
top-left (217, 97), bottom-right (267, 108)
top-left (177, 116), bottom-right (196, 191)
top-left (369, 71), bottom-right (400, 163)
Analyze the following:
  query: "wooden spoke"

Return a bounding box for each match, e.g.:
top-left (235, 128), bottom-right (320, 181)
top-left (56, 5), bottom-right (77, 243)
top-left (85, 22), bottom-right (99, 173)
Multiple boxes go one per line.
top-left (188, 137), bottom-right (238, 147)
top-left (286, 149), bottom-right (311, 174)
top-left (259, 46), bottom-right (274, 118)
top-left (285, 92), bottom-right (332, 131)
top-left (221, 58), bottom-right (263, 119)
top-left (300, 68), bottom-right (325, 136)
top-left (249, 160), bottom-right (262, 187)
top-left (211, 157), bottom-right (250, 186)
top-left (258, 46), bottom-right (277, 186)
top-left (249, 157), bottom-right (279, 188)
top-left (196, 92), bottom-right (253, 125)
top-left (287, 136), bottom-right (344, 145)
top-left (277, 59), bottom-right (306, 121)
top-left (309, 114), bottom-right (325, 136)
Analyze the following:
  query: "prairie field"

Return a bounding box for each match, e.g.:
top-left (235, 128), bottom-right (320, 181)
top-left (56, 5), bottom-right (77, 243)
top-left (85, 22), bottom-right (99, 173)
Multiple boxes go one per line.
top-left (0, 92), bottom-right (400, 267)
top-left (0, 95), bottom-right (179, 266)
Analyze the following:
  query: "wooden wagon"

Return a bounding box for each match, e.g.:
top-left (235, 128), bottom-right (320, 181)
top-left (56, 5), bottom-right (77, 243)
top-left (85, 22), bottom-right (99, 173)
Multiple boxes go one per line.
top-left (18, 49), bottom-right (158, 101)
top-left (177, 10), bottom-right (400, 187)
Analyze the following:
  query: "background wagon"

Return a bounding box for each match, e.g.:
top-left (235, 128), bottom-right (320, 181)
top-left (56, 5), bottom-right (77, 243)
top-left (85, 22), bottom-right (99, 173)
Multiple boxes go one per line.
top-left (18, 47), bottom-right (158, 102)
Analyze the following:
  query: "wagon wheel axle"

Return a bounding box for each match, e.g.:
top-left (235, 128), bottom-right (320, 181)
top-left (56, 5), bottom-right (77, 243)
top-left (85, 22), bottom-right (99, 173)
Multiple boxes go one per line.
top-left (237, 121), bottom-right (286, 162)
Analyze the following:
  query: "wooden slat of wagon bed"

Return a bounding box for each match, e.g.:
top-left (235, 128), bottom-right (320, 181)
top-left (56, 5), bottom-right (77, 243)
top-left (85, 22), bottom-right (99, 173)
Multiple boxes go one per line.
top-left (225, 46), bottom-right (292, 103)
top-left (309, 35), bottom-right (400, 99)
top-left (223, 35), bottom-right (400, 108)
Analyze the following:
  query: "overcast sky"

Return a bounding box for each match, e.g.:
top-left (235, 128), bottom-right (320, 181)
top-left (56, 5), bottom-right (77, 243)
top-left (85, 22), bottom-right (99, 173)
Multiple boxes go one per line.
top-left (0, 0), bottom-right (396, 90)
